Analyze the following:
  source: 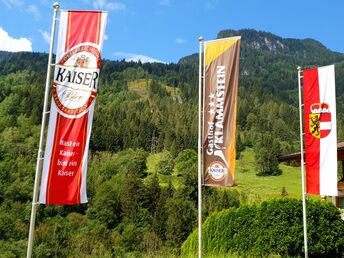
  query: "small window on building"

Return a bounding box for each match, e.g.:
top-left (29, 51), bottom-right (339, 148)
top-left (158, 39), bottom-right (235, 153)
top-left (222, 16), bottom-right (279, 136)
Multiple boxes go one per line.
top-left (337, 197), bottom-right (344, 209)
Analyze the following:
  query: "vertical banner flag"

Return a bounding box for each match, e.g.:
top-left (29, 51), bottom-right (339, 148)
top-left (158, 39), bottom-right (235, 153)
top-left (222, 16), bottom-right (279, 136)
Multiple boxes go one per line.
top-left (39, 11), bottom-right (107, 204)
top-left (203, 37), bottom-right (240, 187)
top-left (303, 65), bottom-right (337, 196)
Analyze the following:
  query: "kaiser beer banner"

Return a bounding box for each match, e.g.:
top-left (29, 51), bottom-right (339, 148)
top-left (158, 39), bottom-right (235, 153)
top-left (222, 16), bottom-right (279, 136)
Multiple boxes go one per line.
top-left (202, 37), bottom-right (240, 187)
top-left (39, 11), bottom-right (107, 204)
top-left (303, 65), bottom-right (337, 196)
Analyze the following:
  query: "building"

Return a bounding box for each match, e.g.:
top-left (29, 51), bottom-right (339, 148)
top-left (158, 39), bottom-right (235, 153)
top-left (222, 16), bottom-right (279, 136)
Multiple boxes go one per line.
top-left (278, 142), bottom-right (344, 208)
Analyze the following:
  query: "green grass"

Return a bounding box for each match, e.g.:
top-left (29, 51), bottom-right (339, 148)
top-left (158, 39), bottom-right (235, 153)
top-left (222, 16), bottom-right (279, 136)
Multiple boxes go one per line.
top-left (145, 152), bottom-right (183, 189)
top-left (127, 79), bottom-right (149, 98)
top-left (145, 149), bottom-right (322, 257)
top-left (127, 79), bottom-right (181, 102)
top-left (146, 148), bottom-right (319, 204)
top-left (181, 254), bottom-right (282, 258)
top-left (235, 149), bottom-right (303, 203)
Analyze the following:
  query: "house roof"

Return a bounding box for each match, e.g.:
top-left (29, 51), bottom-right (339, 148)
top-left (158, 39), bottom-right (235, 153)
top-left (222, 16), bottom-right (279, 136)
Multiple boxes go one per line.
top-left (278, 142), bottom-right (344, 163)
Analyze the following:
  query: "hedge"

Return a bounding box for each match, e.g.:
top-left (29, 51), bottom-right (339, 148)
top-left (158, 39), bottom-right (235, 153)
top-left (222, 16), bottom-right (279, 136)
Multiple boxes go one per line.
top-left (181, 198), bottom-right (344, 257)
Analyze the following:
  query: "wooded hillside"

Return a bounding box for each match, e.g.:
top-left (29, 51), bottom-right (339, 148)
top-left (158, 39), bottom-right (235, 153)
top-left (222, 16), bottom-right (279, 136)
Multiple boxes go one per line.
top-left (1, 29), bottom-right (344, 257)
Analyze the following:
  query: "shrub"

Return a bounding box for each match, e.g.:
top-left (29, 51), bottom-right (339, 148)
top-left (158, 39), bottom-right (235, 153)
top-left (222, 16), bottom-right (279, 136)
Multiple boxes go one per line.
top-left (156, 151), bottom-right (174, 175)
top-left (181, 198), bottom-right (344, 257)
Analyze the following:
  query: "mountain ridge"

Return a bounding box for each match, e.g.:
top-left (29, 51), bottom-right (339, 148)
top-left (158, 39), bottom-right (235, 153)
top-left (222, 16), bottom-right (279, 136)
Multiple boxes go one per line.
top-left (179, 28), bottom-right (344, 66)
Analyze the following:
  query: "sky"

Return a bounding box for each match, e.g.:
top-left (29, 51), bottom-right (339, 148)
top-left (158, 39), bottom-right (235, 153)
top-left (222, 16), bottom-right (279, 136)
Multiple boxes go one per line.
top-left (0, 0), bottom-right (343, 63)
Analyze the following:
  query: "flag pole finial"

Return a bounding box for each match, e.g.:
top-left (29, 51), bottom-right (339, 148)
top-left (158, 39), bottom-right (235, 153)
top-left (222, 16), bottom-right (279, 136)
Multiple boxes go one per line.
top-left (297, 66), bottom-right (301, 71)
top-left (199, 36), bottom-right (203, 42)
top-left (53, 2), bottom-right (60, 10)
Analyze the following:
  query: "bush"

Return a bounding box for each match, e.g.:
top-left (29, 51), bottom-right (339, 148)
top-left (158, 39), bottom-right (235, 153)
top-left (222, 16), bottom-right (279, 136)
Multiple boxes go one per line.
top-left (156, 151), bottom-right (174, 175)
top-left (181, 198), bottom-right (344, 257)
top-left (173, 149), bottom-right (197, 176)
top-left (255, 134), bottom-right (282, 176)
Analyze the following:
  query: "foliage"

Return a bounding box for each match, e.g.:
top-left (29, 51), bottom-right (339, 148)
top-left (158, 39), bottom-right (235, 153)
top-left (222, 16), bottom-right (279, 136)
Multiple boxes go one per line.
top-left (156, 150), bottom-right (174, 175)
top-left (173, 149), bottom-right (197, 176)
top-left (1, 28), bottom-right (344, 257)
top-left (255, 133), bottom-right (282, 176)
top-left (181, 199), bottom-right (344, 257)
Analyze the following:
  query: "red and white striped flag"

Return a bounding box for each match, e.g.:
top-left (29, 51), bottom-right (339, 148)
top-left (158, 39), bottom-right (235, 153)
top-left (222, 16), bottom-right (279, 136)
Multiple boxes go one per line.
top-left (303, 65), bottom-right (337, 196)
top-left (39, 11), bottom-right (107, 204)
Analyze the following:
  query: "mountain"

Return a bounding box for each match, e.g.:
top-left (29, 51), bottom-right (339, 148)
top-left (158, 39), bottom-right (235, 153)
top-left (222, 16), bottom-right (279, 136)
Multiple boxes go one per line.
top-left (1, 28), bottom-right (344, 257)
top-left (218, 29), bottom-right (340, 55)
top-left (180, 28), bottom-right (344, 66)
top-left (179, 28), bottom-right (344, 113)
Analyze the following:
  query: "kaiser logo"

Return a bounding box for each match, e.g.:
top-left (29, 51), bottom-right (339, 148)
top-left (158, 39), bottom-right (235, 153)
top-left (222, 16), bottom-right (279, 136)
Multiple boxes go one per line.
top-left (53, 43), bottom-right (101, 118)
top-left (208, 161), bottom-right (227, 181)
top-left (309, 103), bottom-right (332, 139)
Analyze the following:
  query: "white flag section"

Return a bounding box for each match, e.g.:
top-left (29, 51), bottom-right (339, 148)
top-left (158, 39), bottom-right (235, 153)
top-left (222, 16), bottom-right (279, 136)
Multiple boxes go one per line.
top-left (303, 65), bottom-right (337, 196)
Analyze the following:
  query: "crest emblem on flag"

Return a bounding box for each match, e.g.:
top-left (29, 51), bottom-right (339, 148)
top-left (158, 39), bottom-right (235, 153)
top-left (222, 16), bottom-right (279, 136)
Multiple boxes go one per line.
top-left (309, 103), bottom-right (331, 139)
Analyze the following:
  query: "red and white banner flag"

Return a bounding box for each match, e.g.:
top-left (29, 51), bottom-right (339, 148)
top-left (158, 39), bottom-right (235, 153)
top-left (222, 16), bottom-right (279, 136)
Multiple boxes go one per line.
top-left (303, 65), bottom-right (337, 196)
top-left (39, 11), bottom-right (107, 204)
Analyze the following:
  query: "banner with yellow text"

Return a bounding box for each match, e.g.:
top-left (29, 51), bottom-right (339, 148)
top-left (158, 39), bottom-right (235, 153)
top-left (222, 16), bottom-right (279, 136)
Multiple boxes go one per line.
top-left (202, 37), bottom-right (240, 187)
top-left (39, 11), bottom-right (107, 204)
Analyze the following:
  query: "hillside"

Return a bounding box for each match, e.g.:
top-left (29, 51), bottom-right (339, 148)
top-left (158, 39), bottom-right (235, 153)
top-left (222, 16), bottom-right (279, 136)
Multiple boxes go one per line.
top-left (0, 28), bottom-right (344, 257)
top-left (180, 28), bottom-right (344, 102)
top-left (180, 28), bottom-right (344, 66)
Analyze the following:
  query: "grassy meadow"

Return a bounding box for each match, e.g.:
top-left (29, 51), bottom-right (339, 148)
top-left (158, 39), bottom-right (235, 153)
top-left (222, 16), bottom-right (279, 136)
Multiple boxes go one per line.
top-left (235, 148), bottom-right (303, 202)
top-left (146, 148), bottom-right (318, 204)
top-left (128, 79), bottom-right (181, 101)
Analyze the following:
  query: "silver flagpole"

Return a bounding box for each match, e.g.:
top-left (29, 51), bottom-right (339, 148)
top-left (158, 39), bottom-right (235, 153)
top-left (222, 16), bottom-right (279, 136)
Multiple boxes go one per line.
top-left (297, 66), bottom-right (308, 258)
top-left (198, 36), bottom-right (204, 258)
top-left (26, 3), bottom-right (60, 258)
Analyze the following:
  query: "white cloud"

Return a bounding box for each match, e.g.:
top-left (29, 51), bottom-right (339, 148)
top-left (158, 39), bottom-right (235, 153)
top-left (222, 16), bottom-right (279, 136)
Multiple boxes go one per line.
top-left (176, 38), bottom-right (186, 44)
top-left (160, 0), bottom-right (170, 7)
top-left (114, 52), bottom-right (165, 63)
top-left (0, 27), bottom-right (32, 52)
top-left (3, 1), bottom-right (41, 21)
top-left (1, 0), bottom-right (23, 8)
top-left (93, 0), bottom-right (126, 11)
top-left (38, 0), bottom-right (52, 7)
top-left (39, 29), bottom-right (50, 44)
top-left (106, 2), bottom-right (126, 10)
top-left (205, 0), bottom-right (218, 9)
top-left (28, 5), bottom-right (40, 20)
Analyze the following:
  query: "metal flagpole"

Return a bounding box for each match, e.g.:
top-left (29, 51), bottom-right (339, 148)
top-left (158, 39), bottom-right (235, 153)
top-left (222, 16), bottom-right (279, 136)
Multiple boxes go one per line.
top-left (26, 3), bottom-right (60, 258)
top-left (297, 66), bottom-right (308, 258)
top-left (198, 36), bottom-right (204, 258)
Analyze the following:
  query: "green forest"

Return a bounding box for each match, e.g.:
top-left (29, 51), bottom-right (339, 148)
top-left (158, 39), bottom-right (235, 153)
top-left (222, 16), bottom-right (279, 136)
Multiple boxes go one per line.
top-left (1, 29), bottom-right (344, 257)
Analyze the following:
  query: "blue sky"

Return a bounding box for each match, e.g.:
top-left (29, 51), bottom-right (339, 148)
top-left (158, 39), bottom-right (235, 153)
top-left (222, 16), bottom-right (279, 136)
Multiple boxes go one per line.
top-left (0, 0), bottom-right (343, 63)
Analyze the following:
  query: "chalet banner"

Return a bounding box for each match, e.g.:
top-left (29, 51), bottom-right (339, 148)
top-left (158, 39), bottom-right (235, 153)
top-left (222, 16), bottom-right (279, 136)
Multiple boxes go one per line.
top-left (202, 37), bottom-right (240, 187)
top-left (39, 11), bottom-right (107, 204)
top-left (303, 65), bottom-right (337, 196)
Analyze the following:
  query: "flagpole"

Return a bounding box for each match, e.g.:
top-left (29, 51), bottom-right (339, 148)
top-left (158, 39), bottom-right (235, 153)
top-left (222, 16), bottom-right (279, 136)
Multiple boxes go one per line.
top-left (198, 36), bottom-right (204, 258)
top-left (26, 3), bottom-right (59, 258)
top-left (297, 66), bottom-right (308, 258)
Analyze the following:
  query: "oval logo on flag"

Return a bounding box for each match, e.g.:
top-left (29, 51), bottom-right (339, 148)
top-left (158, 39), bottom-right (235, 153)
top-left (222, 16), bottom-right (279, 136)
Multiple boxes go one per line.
top-left (52, 43), bottom-right (101, 118)
top-left (309, 102), bottom-right (332, 139)
top-left (208, 161), bottom-right (227, 181)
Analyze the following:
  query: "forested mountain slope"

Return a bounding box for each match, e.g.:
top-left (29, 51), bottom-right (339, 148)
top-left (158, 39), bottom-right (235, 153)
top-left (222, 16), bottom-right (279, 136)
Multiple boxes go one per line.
top-left (0, 29), bottom-right (344, 256)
